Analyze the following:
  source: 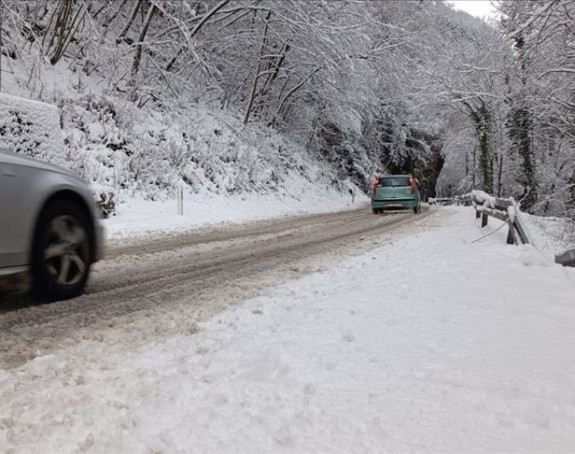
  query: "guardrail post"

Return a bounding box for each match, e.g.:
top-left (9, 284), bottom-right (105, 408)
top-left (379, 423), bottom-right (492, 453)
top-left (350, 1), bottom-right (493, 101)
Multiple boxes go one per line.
top-left (506, 224), bottom-right (515, 245)
top-left (482, 213), bottom-right (488, 227)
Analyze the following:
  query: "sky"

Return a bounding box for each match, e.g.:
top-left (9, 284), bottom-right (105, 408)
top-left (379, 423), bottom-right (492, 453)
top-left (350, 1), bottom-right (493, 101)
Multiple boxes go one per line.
top-left (447, 1), bottom-right (498, 19)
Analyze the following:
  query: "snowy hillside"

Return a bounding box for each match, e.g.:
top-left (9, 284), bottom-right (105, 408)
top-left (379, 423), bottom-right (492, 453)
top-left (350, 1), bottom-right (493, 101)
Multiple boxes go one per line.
top-left (0, 91), bottom-right (361, 209)
top-left (1, 0), bottom-right (574, 222)
top-left (0, 0), bottom-right (501, 216)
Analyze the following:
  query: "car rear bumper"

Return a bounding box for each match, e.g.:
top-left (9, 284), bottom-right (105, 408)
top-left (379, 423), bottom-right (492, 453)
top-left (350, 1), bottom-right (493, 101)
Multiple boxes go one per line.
top-left (371, 198), bottom-right (418, 209)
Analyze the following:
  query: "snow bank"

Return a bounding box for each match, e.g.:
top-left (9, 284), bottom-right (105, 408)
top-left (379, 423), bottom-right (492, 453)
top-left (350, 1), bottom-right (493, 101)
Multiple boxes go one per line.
top-left (58, 95), bottom-right (360, 201)
top-left (522, 212), bottom-right (575, 255)
top-left (0, 93), bottom-right (66, 166)
top-left (2, 92), bottom-right (361, 209)
top-left (104, 180), bottom-right (364, 239)
top-left (470, 189), bottom-right (496, 207)
top-left (1, 208), bottom-right (574, 453)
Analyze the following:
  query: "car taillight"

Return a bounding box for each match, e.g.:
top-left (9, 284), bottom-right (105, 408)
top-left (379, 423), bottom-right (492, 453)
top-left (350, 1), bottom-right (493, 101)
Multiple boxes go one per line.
top-left (408, 176), bottom-right (416, 194)
top-left (372, 178), bottom-right (380, 197)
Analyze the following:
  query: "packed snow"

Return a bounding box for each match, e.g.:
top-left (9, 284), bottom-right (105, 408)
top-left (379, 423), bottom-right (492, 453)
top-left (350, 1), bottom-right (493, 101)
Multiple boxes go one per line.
top-left (524, 212), bottom-right (575, 256)
top-left (1, 207), bottom-right (574, 453)
top-left (470, 189), bottom-right (497, 208)
top-left (103, 184), bottom-right (362, 239)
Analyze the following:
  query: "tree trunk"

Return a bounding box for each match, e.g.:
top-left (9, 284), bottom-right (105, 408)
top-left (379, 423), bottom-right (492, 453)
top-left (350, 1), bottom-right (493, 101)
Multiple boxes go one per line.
top-left (129, 4), bottom-right (156, 101)
top-left (475, 104), bottom-right (494, 194)
top-left (255, 42), bottom-right (290, 118)
top-left (165, 0), bottom-right (230, 72)
top-left (509, 31), bottom-right (537, 211)
top-left (269, 67), bottom-right (321, 127)
top-left (0, 0), bottom-right (4, 92)
top-left (497, 153), bottom-right (503, 197)
top-left (44, 0), bottom-right (85, 65)
top-left (116, 0), bottom-right (142, 44)
top-left (243, 12), bottom-right (271, 125)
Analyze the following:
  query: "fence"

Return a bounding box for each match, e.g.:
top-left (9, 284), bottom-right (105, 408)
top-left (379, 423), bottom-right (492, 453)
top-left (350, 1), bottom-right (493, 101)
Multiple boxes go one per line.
top-left (429, 196), bottom-right (473, 207)
top-left (428, 197), bottom-right (457, 206)
top-left (437, 192), bottom-right (574, 266)
top-left (467, 192), bottom-right (530, 245)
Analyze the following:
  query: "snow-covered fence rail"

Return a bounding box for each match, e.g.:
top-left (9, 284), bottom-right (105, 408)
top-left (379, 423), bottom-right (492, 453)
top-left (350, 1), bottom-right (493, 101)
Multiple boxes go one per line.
top-left (429, 197), bottom-right (472, 207)
top-left (429, 197), bottom-right (456, 206)
top-left (468, 191), bottom-right (530, 245)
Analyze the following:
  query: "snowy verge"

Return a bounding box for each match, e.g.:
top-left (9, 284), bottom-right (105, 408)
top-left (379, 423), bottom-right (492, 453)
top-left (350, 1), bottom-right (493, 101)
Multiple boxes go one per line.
top-left (1, 207), bottom-right (575, 452)
top-left (467, 189), bottom-right (574, 256)
top-left (103, 181), bottom-right (365, 239)
top-left (522, 212), bottom-right (575, 256)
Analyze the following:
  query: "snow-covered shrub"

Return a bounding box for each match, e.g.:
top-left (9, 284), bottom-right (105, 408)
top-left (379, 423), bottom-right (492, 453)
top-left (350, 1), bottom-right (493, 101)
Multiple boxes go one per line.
top-left (0, 93), bottom-right (65, 166)
top-left (97, 191), bottom-right (116, 219)
top-left (1, 91), bottom-right (356, 203)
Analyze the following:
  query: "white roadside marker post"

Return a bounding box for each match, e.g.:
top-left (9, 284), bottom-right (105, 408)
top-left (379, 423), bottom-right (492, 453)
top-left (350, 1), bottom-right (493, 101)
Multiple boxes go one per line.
top-left (348, 188), bottom-right (355, 205)
top-left (177, 183), bottom-right (184, 216)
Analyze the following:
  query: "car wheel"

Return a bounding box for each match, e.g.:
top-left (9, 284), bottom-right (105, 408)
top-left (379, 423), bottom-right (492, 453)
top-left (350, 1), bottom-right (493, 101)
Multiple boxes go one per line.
top-left (32, 200), bottom-right (93, 301)
top-left (372, 208), bottom-right (379, 215)
top-left (413, 204), bottom-right (420, 214)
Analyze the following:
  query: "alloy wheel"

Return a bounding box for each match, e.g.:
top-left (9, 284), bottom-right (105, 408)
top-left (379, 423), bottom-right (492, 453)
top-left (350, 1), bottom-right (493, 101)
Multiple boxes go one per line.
top-left (43, 215), bottom-right (89, 286)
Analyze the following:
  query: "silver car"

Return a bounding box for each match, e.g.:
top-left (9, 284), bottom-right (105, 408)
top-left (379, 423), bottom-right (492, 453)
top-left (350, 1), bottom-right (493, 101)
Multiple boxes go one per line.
top-left (0, 149), bottom-right (104, 301)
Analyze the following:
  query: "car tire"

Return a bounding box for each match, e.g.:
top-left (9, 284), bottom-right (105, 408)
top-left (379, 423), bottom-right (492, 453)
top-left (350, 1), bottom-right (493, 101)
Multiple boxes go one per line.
top-left (372, 208), bottom-right (379, 215)
top-left (31, 200), bottom-right (93, 301)
top-left (413, 204), bottom-right (420, 214)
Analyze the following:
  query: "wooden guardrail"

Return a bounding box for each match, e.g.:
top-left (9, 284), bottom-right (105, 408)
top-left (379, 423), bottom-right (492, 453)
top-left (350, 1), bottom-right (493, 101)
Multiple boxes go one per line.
top-left (461, 192), bottom-right (573, 264)
top-left (429, 196), bottom-right (473, 207)
top-left (467, 192), bottom-right (530, 245)
top-left (429, 197), bottom-right (455, 206)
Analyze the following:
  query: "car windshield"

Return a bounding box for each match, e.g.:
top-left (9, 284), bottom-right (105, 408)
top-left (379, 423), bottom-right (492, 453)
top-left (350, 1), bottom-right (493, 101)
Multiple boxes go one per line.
top-left (380, 176), bottom-right (409, 188)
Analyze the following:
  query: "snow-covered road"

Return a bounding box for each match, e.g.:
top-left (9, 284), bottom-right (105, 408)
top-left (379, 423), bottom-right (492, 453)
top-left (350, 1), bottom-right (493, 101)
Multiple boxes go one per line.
top-left (2, 207), bottom-right (574, 453)
top-left (0, 206), bottom-right (429, 369)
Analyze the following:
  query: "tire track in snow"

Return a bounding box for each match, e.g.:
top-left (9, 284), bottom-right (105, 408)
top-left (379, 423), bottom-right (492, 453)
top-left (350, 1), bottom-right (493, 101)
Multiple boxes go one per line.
top-left (0, 207), bottom-right (432, 367)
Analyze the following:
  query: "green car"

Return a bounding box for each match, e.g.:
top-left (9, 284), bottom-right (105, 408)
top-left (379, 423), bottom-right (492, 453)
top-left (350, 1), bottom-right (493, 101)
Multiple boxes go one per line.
top-left (371, 174), bottom-right (421, 214)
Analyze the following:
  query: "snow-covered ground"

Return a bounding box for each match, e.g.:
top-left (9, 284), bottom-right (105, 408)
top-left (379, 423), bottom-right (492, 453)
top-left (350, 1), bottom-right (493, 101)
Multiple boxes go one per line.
top-left (1, 207), bottom-right (575, 453)
top-left (104, 183), bottom-right (363, 239)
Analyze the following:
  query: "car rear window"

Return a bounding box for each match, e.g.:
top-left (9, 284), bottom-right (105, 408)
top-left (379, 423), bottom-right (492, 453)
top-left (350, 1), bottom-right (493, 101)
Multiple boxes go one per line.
top-left (380, 176), bottom-right (409, 188)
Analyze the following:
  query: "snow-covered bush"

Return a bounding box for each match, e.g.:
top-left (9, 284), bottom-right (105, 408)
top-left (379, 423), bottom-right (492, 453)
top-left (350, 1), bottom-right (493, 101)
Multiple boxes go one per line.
top-left (2, 92), bottom-right (343, 204)
top-left (0, 93), bottom-right (65, 166)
